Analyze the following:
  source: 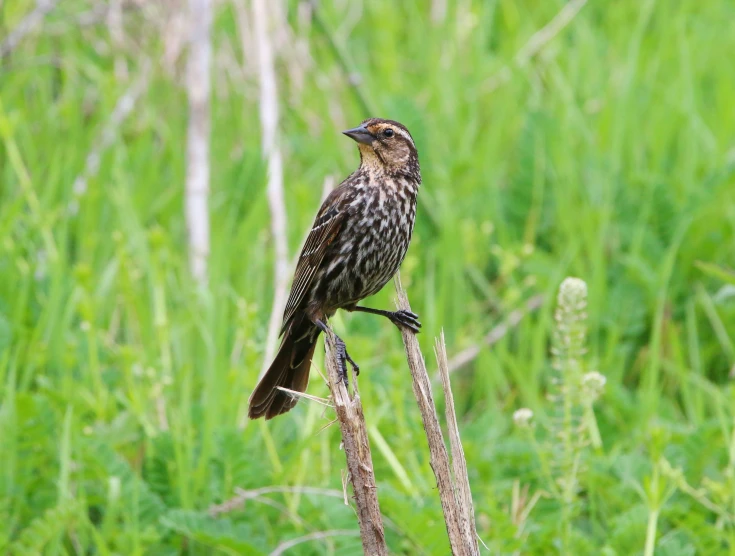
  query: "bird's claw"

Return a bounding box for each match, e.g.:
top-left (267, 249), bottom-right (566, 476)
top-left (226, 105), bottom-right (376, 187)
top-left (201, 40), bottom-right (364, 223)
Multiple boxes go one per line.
top-left (335, 340), bottom-right (349, 387)
top-left (389, 310), bottom-right (422, 334)
top-left (334, 338), bottom-right (360, 387)
top-left (345, 352), bottom-right (360, 376)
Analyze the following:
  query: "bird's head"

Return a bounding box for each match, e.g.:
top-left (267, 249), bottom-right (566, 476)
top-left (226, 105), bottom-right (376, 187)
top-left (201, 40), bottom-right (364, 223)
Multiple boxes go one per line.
top-left (343, 118), bottom-right (420, 181)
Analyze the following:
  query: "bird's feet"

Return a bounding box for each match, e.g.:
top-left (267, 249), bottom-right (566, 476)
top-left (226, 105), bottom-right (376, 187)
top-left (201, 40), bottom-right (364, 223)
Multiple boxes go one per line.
top-left (387, 310), bottom-right (422, 334)
top-left (334, 336), bottom-right (360, 387)
top-left (314, 318), bottom-right (360, 385)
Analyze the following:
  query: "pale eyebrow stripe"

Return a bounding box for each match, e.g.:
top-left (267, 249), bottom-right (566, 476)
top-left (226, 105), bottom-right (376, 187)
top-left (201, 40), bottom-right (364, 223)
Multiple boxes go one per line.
top-left (393, 127), bottom-right (415, 148)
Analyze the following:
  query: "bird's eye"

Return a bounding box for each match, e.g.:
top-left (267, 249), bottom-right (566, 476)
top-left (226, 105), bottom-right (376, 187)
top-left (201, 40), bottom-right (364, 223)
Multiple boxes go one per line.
top-left (383, 128), bottom-right (394, 138)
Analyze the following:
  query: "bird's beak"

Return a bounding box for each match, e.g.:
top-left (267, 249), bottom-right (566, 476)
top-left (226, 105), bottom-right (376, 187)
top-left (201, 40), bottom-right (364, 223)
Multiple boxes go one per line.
top-left (342, 125), bottom-right (374, 146)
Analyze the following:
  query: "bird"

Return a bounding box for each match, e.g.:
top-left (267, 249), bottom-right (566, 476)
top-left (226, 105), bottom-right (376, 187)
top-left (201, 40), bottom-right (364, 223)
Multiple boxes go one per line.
top-left (248, 118), bottom-right (422, 420)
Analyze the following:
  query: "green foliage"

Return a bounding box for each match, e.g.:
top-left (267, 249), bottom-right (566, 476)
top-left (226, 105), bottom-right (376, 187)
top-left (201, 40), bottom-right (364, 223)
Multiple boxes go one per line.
top-left (160, 510), bottom-right (261, 555)
top-left (2, 0), bottom-right (735, 553)
top-left (6, 499), bottom-right (85, 556)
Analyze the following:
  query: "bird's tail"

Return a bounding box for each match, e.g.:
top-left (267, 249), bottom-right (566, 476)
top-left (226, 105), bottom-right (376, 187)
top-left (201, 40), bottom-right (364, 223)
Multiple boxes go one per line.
top-left (248, 315), bottom-right (319, 420)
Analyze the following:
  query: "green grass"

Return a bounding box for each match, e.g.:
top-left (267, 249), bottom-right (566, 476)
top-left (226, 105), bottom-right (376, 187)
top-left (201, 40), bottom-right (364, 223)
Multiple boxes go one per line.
top-left (2, 0), bottom-right (735, 553)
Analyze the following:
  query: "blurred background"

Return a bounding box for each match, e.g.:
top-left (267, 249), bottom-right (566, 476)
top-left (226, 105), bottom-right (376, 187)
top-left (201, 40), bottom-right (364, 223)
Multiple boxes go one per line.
top-left (2, 0), bottom-right (735, 553)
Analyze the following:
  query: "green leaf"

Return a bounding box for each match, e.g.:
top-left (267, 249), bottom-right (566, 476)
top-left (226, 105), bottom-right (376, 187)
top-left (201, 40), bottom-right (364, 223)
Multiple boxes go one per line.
top-left (695, 261), bottom-right (735, 286)
top-left (0, 312), bottom-right (10, 355)
top-left (160, 510), bottom-right (262, 554)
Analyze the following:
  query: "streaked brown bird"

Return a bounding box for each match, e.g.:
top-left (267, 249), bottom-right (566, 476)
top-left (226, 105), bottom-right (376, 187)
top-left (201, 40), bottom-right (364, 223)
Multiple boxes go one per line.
top-left (248, 118), bottom-right (422, 420)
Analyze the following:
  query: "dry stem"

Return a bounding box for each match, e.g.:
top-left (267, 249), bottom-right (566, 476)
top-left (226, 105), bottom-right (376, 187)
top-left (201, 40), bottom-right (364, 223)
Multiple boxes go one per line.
top-left (250, 0), bottom-right (290, 376)
top-left (395, 274), bottom-right (479, 555)
top-left (323, 328), bottom-right (387, 556)
top-left (185, 0), bottom-right (212, 285)
top-left (270, 529), bottom-right (361, 556)
top-left (0, 0), bottom-right (59, 59)
top-left (446, 294), bottom-right (545, 374)
top-left (436, 331), bottom-right (480, 551)
top-left (70, 58), bottom-right (152, 217)
top-left (208, 485), bottom-right (343, 517)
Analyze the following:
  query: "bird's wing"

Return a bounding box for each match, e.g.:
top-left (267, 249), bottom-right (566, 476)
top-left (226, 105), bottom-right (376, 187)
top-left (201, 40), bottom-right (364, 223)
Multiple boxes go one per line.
top-left (280, 187), bottom-right (349, 334)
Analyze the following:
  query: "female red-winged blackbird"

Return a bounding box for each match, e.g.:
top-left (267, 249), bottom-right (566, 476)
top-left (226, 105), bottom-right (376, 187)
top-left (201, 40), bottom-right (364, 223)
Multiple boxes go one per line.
top-left (248, 118), bottom-right (422, 420)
